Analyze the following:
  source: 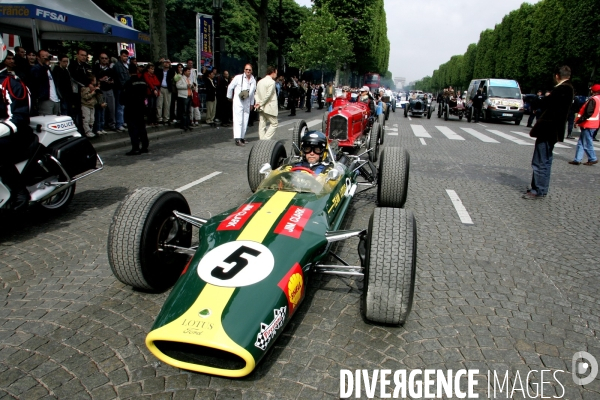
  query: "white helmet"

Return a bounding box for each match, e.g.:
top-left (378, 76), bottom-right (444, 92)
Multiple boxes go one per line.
top-left (0, 36), bottom-right (6, 63)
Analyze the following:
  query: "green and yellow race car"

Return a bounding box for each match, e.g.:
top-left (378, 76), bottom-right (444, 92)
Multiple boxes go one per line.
top-left (107, 120), bottom-right (417, 378)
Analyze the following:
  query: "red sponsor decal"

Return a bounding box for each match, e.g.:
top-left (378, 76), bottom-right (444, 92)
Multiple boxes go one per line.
top-left (217, 203), bottom-right (261, 231)
top-left (273, 206), bottom-right (312, 239)
top-left (278, 263), bottom-right (304, 315)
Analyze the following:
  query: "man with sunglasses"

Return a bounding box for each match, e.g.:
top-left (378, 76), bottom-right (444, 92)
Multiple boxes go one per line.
top-left (227, 64), bottom-right (256, 146)
top-left (295, 131), bottom-right (332, 174)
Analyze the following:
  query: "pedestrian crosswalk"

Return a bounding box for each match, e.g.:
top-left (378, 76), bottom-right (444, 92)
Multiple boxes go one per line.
top-left (402, 124), bottom-right (600, 151)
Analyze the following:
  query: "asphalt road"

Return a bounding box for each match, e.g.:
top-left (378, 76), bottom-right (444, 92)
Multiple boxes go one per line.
top-left (1, 104), bottom-right (599, 399)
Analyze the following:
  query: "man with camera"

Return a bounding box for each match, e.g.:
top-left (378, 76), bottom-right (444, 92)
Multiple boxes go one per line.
top-left (227, 64), bottom-right (256, 146)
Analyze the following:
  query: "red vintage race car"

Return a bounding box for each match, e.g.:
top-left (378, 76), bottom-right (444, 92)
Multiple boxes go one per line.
top-left (302, 96), bottom-right (386, 163)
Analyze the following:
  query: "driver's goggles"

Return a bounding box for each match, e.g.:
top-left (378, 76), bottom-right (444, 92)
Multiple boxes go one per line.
top-left (302, 145), bottom-right (324, 155)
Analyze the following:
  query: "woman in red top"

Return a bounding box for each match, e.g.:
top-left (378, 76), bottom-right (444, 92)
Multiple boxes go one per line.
top-left (143, 63), bottom-right (160, 126)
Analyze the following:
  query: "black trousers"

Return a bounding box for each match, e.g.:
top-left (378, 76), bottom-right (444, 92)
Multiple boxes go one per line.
top-left (306, 94), bottom-right (311, 111)
top-left (126, 114), bottom-right (148, 150)
top-left (289, 96), bottom-right (296, 115)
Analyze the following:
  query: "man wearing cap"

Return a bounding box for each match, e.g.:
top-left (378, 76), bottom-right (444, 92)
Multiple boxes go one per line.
top-left (568, 84), bottom-right (600, 166)
top-left (359, 86), bottom-right (375, 115)
top-left (524, 65), bottom-right (574, 199)
top-left (155, 58), bottom-right (174, 124)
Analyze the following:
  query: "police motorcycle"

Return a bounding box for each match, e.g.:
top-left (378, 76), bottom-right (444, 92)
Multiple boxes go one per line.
top-left (0, 42), bottom-right (103, 213)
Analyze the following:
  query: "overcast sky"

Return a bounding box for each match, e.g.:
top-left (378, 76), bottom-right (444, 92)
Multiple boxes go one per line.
top-left (295, 0), bottom-right (541, 85)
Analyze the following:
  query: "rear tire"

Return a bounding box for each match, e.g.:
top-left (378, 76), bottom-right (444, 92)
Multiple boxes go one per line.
top-left (291, 120), bottom-right (308, 156)
top-left (361, 208), bottom-right (417, 326)
top-left (247, 140), bottom-right (287, 192)
top-left (444, 105), bottom-right (449, 121)
top-left (39, 183), bottom-right (76, 212)
top-left (377, 147), bottom-right (409, 208)
top-left (404, 107), bottom-right (408, 118)
top-left (368, 121), bottom-right (381, 163)
top-left (108, 188), bottom-right (193, 291)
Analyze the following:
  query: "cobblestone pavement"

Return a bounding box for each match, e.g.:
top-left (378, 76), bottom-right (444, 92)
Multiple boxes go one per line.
top-left (1, 105), bottom-right (599, 399)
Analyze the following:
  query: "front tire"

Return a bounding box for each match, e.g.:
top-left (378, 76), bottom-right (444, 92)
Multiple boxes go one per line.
top-left (427, 107), bottom-right (432, 119)
top-left (361, 208), bottom-right (417, 326)
top-left (247, 140), bottom-right (287, 192)
top-left (368, 121), bottom-right (381, 163)
top-left (444, 105), bottom-right (449, 121)
top-left (292, 120), bottom-right (308, 156)
top-left (404, 107), bottom-right (408, 118)
top-left (377, 147), bottom-right (409, 208)
top-left (108, 188), bottom-right (193, 291)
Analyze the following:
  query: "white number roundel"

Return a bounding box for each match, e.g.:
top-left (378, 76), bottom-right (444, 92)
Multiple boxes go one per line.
top-left (197, 241), bottom-right (274, 287)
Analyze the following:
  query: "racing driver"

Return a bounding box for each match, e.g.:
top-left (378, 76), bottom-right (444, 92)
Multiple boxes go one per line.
top-left (295, 131), bottom-right (332, 174)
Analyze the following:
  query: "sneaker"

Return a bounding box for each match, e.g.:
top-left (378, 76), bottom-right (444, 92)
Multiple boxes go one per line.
top-left (116, 126), bottom-right (125, 132)
top-left (86, 132), bottom-right (96, 138)
top-left (522, 192), bottom-right (545, 200)
top-left (98, 130), bottom-right (107, 135)
top-left (123, 123), bottom-right (128, 128)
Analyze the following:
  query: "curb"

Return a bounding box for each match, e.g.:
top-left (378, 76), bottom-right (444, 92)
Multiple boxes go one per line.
top-left (90, 125), bottom-right (203, 152)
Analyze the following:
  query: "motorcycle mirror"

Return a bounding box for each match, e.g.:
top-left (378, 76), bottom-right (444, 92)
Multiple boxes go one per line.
top-left (259, 163), bottom-right (272, 176)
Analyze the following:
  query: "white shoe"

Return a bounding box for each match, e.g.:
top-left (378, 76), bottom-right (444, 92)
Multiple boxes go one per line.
top-left (116, 126), bottom-right (125, 132)
top-left (122, 123), bottom-right (128, 128)
top-left (86, 132), bottom-right (96, 138)
top-left (98, 130), bottom-right (107, 135)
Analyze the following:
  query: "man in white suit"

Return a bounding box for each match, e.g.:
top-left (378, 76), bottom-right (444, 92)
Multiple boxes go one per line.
top-left (254, 66), bottom-right (279, 140)
top-left (227, 63), bottom-right (256, 146)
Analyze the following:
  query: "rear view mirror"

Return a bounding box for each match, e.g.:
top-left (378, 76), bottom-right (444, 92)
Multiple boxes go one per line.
top-left (259, 163), bottom-right (272, 176)
top-left (325, 168), bottom-right (340, 183)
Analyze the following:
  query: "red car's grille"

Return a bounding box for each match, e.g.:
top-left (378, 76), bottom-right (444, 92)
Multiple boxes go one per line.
top-left (329, 115), bottom-right (348, 141)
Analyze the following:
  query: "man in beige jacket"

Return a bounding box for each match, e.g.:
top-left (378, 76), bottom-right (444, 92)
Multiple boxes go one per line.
top-left (254, 66), bottom-right (278, 140)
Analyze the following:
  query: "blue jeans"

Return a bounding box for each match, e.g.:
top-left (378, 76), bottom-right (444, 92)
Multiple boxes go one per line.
top-left (574, 128), bottom-right (598, 162)
top-left (530, 140), bottom-right (555, 196)
top-left (93, 105), bottom-right (105, 132)
top-left (114, 89), bottom-right (125, 128)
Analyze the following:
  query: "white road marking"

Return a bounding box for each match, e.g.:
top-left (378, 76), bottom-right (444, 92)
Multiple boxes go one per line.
top-left (510, 131), bottom-right (571, 148)
top-left (477, 123), bottom-right (487, 128)
top-left (460, 128), bottom-right (500, 143)
top-left (446, 190), bottom-right (473, 225)
top-left (306, 119), bottom-right (321, 128)
top-left (393, 124), bottom-right (398, 127)
top-left (420, 138), bottom-right (427, 145)
top-left (387, 132), bottom-right (399, 136)
top-left (435, 126), bottom-right (465, 140)
top-left (176, 171), bottom-right (222, 192)
top-left (279, 119), bottom-right (300, 127)
top-left (384, 126), bottom-right (398, 131)
top-left (411, 125), bottom-right (431, 138)
top-left (486, 129), bottom-right (533, 145)
top-left (408, 116), bottom-right (412, 121)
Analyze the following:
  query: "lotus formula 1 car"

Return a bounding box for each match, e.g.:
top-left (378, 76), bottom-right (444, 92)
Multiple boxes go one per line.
top-left (108, 125), bottom-right (416, 378)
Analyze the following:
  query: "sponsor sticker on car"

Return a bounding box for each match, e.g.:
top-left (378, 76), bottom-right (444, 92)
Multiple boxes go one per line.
top-left (254, 306), bottom-right (286, 350)
top-left (217, 203), bottom-right (261, 231)
top-left (278, 263), bottom-right (304, 315)
top-left (273, 206), bottom-right (312, 239)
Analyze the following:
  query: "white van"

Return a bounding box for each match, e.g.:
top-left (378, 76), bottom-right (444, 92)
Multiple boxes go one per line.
top-left (467, 78), bottom-right (524, 125)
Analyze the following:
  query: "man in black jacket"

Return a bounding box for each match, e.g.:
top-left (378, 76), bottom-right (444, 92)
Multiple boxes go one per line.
top-left (470, 88), bottom-right (485, 123)
top-left (216, 70), bottom-right (231, 126)
top-left (204, 69), bottom-right (217, 125)
top-left (68, 49), bottom-right (92, 133)
top-left (92, 52), bottom-right (117, 132)
top-left (526, 90), bottom-right (544, 127)
top-left (30, 49), bottom-right (60, 116)
top-left (121, 64), bottom-right (148, 156)
top-left (52, 55), bottom-right (73, 116)
top-left (523, 65), bottom-right (574, 199)
top-left (0, 51), bottom-right (36, 209)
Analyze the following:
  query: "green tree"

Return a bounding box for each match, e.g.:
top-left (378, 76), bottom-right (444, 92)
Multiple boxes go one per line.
top-left (288, 8), bottom-right (353, 83)
top-left (460, 43), bottom-right (477, 87)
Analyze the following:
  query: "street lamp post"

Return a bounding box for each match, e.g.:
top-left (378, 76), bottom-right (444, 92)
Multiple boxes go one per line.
top-left (213, 0), bottom-right (223, 71)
